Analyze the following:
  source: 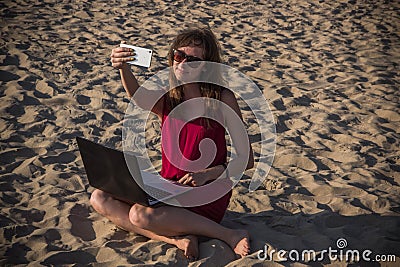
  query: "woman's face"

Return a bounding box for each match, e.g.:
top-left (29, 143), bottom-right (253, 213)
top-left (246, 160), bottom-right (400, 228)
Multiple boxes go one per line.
top-left (172, 46), bottom-right (206, 83)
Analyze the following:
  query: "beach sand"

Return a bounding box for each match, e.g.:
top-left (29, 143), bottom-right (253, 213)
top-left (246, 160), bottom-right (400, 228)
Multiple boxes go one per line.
top-left (1, 0), bottom-right (399, 266)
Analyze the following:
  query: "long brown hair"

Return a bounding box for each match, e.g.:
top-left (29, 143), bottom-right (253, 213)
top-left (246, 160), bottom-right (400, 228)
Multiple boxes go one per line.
top-left (166, 27), bottom-right (225, 112)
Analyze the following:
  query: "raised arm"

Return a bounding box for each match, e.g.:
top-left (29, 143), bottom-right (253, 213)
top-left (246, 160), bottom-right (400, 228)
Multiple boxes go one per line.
top-left (110, 44), bottom-right (164, 118)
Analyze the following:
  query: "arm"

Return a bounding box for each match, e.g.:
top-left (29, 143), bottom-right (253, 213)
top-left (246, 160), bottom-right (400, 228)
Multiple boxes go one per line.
top-left (221, 89), bottom-right (254, 171)
top-left (178, 90), bottom-right (254, 187)
top-left (111, 44), bottom-right (164, 118)
top-left (119, 64), bottom-right (140, 98)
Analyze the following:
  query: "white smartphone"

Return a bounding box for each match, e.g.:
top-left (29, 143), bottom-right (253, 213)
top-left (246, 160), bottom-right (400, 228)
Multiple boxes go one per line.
top-left (120, 43), bottom-right (153, 68)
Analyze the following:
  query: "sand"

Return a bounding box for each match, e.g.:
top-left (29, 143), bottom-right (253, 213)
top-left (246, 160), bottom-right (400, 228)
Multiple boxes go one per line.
top-left (1, 0), bottom-right (399, 266)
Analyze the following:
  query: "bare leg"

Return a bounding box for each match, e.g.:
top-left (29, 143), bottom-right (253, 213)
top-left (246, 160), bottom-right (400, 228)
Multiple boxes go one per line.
top-left (129, 202), bottom-right (250, 257)
top-left (90, 189), bottom-right (198, 260)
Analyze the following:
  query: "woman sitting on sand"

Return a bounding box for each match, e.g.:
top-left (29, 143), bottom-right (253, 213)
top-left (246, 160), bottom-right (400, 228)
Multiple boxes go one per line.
top-left (90, 27), bottom-right (254, 260)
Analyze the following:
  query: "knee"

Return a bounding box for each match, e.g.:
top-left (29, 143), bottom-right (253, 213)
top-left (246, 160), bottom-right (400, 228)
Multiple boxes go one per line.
top-left (129, 204), bottom-right (158, 229)
top-left (90, 189), bottom-right (109, 215)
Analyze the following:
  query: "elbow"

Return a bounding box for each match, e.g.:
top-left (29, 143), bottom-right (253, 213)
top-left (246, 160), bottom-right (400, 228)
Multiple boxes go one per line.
top-left (246, 150), bottom-right (254, 170)
top-left (246, 158), bottom-right (254, 170)
top-left (240, 154), bottom-right (254, 170)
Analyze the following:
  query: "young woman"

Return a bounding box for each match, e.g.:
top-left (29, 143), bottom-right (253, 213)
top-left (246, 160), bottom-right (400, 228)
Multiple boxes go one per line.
top-left (90, 27), bottom-right (254, 261)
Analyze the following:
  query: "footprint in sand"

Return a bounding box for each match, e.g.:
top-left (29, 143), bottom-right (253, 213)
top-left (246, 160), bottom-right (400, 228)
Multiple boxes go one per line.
top-left (68, 204), bottom-right (96, 241)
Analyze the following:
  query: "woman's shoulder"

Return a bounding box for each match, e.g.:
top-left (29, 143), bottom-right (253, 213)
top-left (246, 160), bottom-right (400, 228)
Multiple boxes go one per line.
top-left (220, 88), bottom-right (236, 106)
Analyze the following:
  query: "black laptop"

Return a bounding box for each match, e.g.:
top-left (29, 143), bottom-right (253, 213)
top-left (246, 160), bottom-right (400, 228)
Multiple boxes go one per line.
top-left (76, 137), bottom-right (190, 207)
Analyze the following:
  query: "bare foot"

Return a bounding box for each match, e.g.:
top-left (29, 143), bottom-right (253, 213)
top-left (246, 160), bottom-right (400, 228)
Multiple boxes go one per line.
top-left (227, 229), bottom-right (250, 258)
top-left (173, 235), bottom-right (198, 261)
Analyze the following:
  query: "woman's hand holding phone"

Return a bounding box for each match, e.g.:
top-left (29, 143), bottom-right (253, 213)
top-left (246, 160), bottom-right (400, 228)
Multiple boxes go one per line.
top-left (110, 42), bottom-right (136, 69)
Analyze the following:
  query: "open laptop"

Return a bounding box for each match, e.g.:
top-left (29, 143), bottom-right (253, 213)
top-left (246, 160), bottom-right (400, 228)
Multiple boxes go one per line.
top-left (76, 137), bottom-right (191, 207)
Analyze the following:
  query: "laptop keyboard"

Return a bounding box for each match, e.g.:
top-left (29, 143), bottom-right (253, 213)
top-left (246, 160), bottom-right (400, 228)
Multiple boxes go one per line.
top-left (144, 184), bottom-right (174, 202)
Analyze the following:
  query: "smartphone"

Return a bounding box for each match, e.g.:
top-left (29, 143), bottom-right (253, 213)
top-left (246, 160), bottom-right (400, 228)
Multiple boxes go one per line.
top-left (120, 44), bottom-right (153, 68)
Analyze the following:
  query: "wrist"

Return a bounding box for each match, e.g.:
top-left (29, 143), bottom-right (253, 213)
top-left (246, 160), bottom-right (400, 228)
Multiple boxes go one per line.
top-left (120, 63), bottom-right (130, 72)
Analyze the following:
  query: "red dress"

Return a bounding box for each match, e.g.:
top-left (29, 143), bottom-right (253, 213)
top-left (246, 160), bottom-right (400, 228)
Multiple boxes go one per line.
top-left (159, 99), bottom-right (232, 223)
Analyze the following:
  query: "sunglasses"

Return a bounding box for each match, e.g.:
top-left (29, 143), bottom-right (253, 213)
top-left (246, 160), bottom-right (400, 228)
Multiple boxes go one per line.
top-left (172, 49), bottom-right (203, 68)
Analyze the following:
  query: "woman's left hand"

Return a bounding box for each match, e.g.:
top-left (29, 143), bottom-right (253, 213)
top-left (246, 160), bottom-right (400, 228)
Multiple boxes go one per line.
top-left (178, 172), bottom-right (209, 187)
